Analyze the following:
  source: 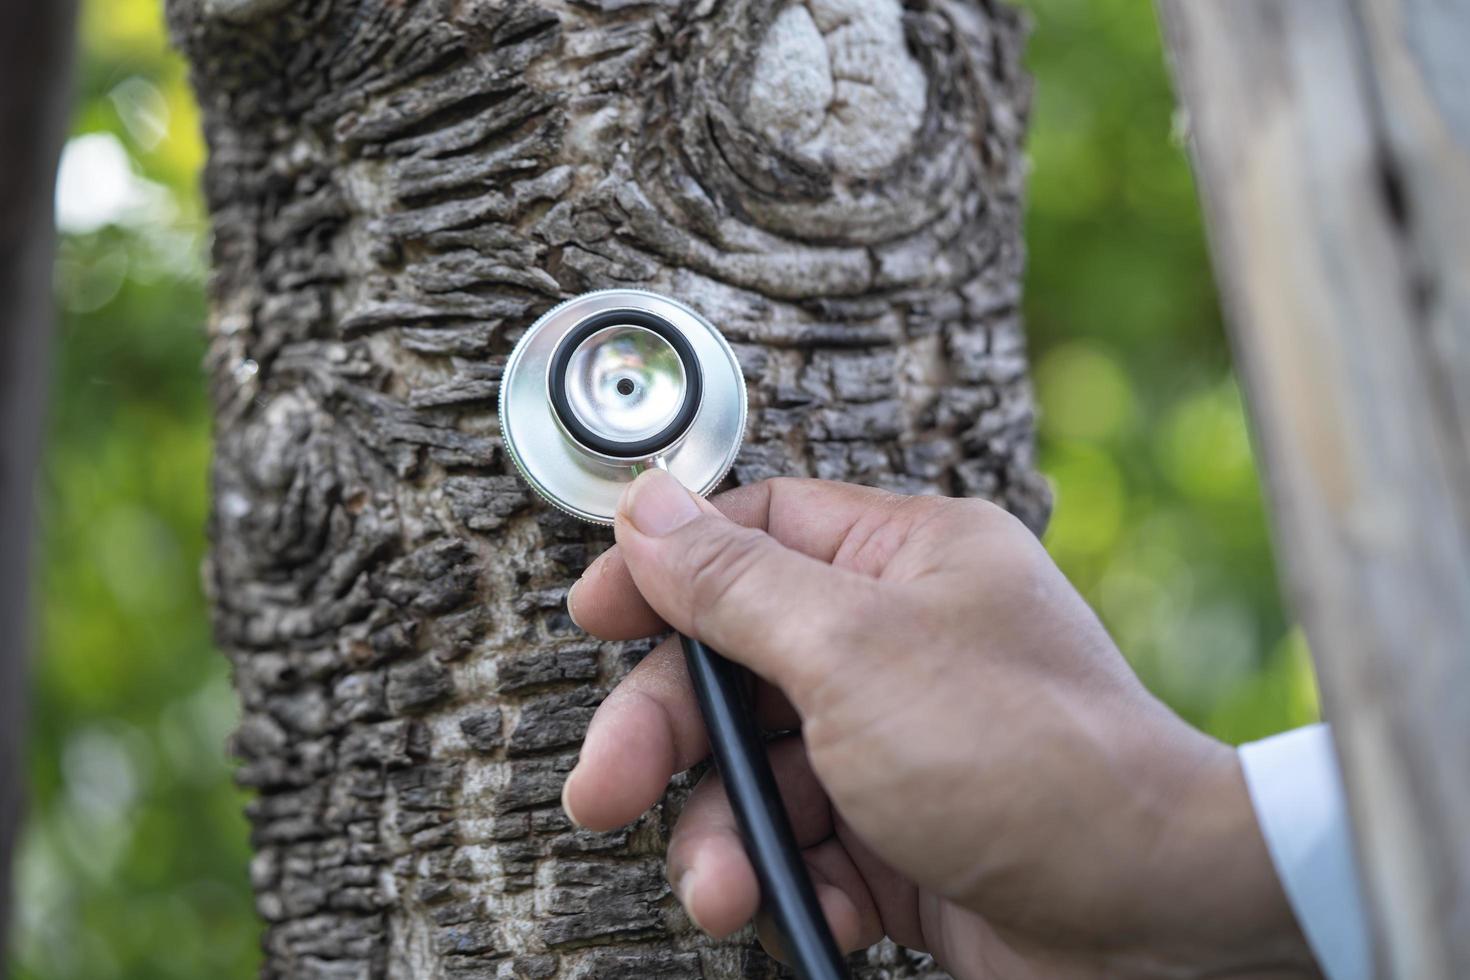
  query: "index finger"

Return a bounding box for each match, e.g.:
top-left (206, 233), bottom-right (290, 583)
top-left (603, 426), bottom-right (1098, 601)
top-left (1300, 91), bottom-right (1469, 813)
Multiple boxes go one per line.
top-left (568, 478), bottom-right (899, 641)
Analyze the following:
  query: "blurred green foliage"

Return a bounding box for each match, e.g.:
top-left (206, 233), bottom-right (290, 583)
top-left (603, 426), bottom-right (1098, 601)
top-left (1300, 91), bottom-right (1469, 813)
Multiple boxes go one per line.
top-left (8, 0), bottom-right (1318, 977)
top-left (1018, 0), bottom-right (1318, 740)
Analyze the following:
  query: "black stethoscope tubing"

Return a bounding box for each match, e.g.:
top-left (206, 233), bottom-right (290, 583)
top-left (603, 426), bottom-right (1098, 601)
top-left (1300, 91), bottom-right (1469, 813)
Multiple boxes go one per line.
top-left (680, 635), bottom-right (850, 980)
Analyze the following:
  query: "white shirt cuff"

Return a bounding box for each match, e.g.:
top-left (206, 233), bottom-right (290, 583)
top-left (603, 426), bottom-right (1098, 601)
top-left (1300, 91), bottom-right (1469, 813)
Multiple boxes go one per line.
top-left (1239, 723), bottom-right (1373, 980)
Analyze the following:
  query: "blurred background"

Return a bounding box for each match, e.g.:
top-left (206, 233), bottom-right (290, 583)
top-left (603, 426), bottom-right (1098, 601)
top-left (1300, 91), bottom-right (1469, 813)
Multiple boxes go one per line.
top-left (6, 0), bottom-right (1320, 977)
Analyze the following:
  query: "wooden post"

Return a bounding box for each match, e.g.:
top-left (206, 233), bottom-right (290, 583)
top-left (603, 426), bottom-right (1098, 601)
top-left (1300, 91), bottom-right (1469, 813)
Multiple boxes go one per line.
top-left (0, 0), bottom-right (77, 958)
top-left (1157, 0), bottom-right (1470, 976)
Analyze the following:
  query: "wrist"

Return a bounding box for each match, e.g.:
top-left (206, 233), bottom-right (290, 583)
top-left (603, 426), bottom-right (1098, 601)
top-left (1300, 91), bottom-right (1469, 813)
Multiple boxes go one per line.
top-left (1137, 733), bottom-right (1319, 977)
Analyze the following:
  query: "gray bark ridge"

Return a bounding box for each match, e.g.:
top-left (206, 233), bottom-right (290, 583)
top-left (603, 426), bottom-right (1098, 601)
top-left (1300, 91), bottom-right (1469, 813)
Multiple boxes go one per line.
top-left (167, 0), bottom-right (1046, 977)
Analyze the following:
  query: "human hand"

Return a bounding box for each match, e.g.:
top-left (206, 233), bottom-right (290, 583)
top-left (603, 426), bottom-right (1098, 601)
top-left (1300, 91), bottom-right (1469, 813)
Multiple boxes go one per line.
top-left (562, 471), bottom-right (1316, 978)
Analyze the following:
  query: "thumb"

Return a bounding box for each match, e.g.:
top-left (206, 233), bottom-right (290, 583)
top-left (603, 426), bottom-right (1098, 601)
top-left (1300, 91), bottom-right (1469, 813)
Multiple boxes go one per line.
top-left (613, 469), bottom-right (875, 698)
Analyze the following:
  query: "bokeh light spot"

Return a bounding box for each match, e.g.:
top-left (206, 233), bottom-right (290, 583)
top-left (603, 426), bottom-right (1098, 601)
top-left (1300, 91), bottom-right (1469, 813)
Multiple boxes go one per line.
top-left (1037, 341), bottom-right (1137, 443)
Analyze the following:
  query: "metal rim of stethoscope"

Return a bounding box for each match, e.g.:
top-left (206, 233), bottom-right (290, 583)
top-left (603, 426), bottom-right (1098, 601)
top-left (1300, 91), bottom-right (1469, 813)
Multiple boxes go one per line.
top-left (498, 288), bottom-right (748, 525)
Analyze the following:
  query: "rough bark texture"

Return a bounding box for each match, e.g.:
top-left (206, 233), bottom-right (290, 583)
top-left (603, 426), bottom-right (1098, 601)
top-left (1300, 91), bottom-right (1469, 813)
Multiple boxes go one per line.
top-left (167, 1), bottom-right (1046, 976)
top-left (1159, 0), bottom-right (1470, 976)
top-left (0, 0), bottom-right (78, 966)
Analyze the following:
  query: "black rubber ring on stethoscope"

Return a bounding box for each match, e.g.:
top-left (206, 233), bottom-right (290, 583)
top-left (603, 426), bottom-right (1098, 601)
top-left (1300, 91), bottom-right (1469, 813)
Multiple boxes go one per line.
top-left (548, 308), bottom-right (703, 459)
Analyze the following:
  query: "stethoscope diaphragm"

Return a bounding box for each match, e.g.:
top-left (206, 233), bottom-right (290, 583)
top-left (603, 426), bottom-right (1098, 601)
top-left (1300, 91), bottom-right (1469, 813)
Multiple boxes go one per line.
top-left (499, 289), bottom-right (747, 524)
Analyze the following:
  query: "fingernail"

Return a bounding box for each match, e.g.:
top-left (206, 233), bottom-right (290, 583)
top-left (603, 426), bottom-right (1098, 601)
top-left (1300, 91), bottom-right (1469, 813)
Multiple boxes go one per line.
top-left (676, 870), bottom-right (708, 932)
top-left (622, 469), bottom-right (701, 537)
top-left (566, 578), bottom-right (585, 630)
top-left (561, 768), bottom-right (585, 828)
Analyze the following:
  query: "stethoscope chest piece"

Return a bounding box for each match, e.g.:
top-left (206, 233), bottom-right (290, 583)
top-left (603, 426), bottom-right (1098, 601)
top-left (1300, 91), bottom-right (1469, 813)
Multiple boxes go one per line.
top-left (500, 289), bottom-right (747, 524)
top-left (500, 290), bottom-right (846, 980)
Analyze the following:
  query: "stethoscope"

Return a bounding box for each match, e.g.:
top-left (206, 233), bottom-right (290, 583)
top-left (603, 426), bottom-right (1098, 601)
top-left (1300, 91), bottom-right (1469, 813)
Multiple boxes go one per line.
top-left (501, 289), bottom-right (850, 980)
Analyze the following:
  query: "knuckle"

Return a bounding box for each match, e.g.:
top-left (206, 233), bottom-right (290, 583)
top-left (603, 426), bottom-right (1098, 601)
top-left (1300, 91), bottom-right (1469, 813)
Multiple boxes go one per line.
top-left (958, 501), bottom-right (1055, 604)
top-left (951, 494), bottom-right (1023, 534)
top-left (945, 495), bottom-right (1039, 552)
top-left (982, 503), bottom-right (1047, 563)
top-left (899, 494), bottom-right (1052, 606)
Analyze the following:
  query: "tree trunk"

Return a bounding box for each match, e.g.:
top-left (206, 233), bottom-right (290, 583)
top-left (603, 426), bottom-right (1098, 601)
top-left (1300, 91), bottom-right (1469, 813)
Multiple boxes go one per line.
top-left (0, 0), bottom-right (77, 965)
top-left (167, 1), bottom-right (1045, 977)
top-left (1158, 0), bottom-right (1470, 975)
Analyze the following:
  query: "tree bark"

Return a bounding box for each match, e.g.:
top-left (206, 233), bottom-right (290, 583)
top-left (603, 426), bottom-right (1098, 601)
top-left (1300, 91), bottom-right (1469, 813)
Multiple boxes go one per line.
top-left (167, 1), bottom-right (1045, 976)
top-left (1158, 0), bottom-right (1470, 976)
top-left (0, 0), bottom-right (77, 966)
